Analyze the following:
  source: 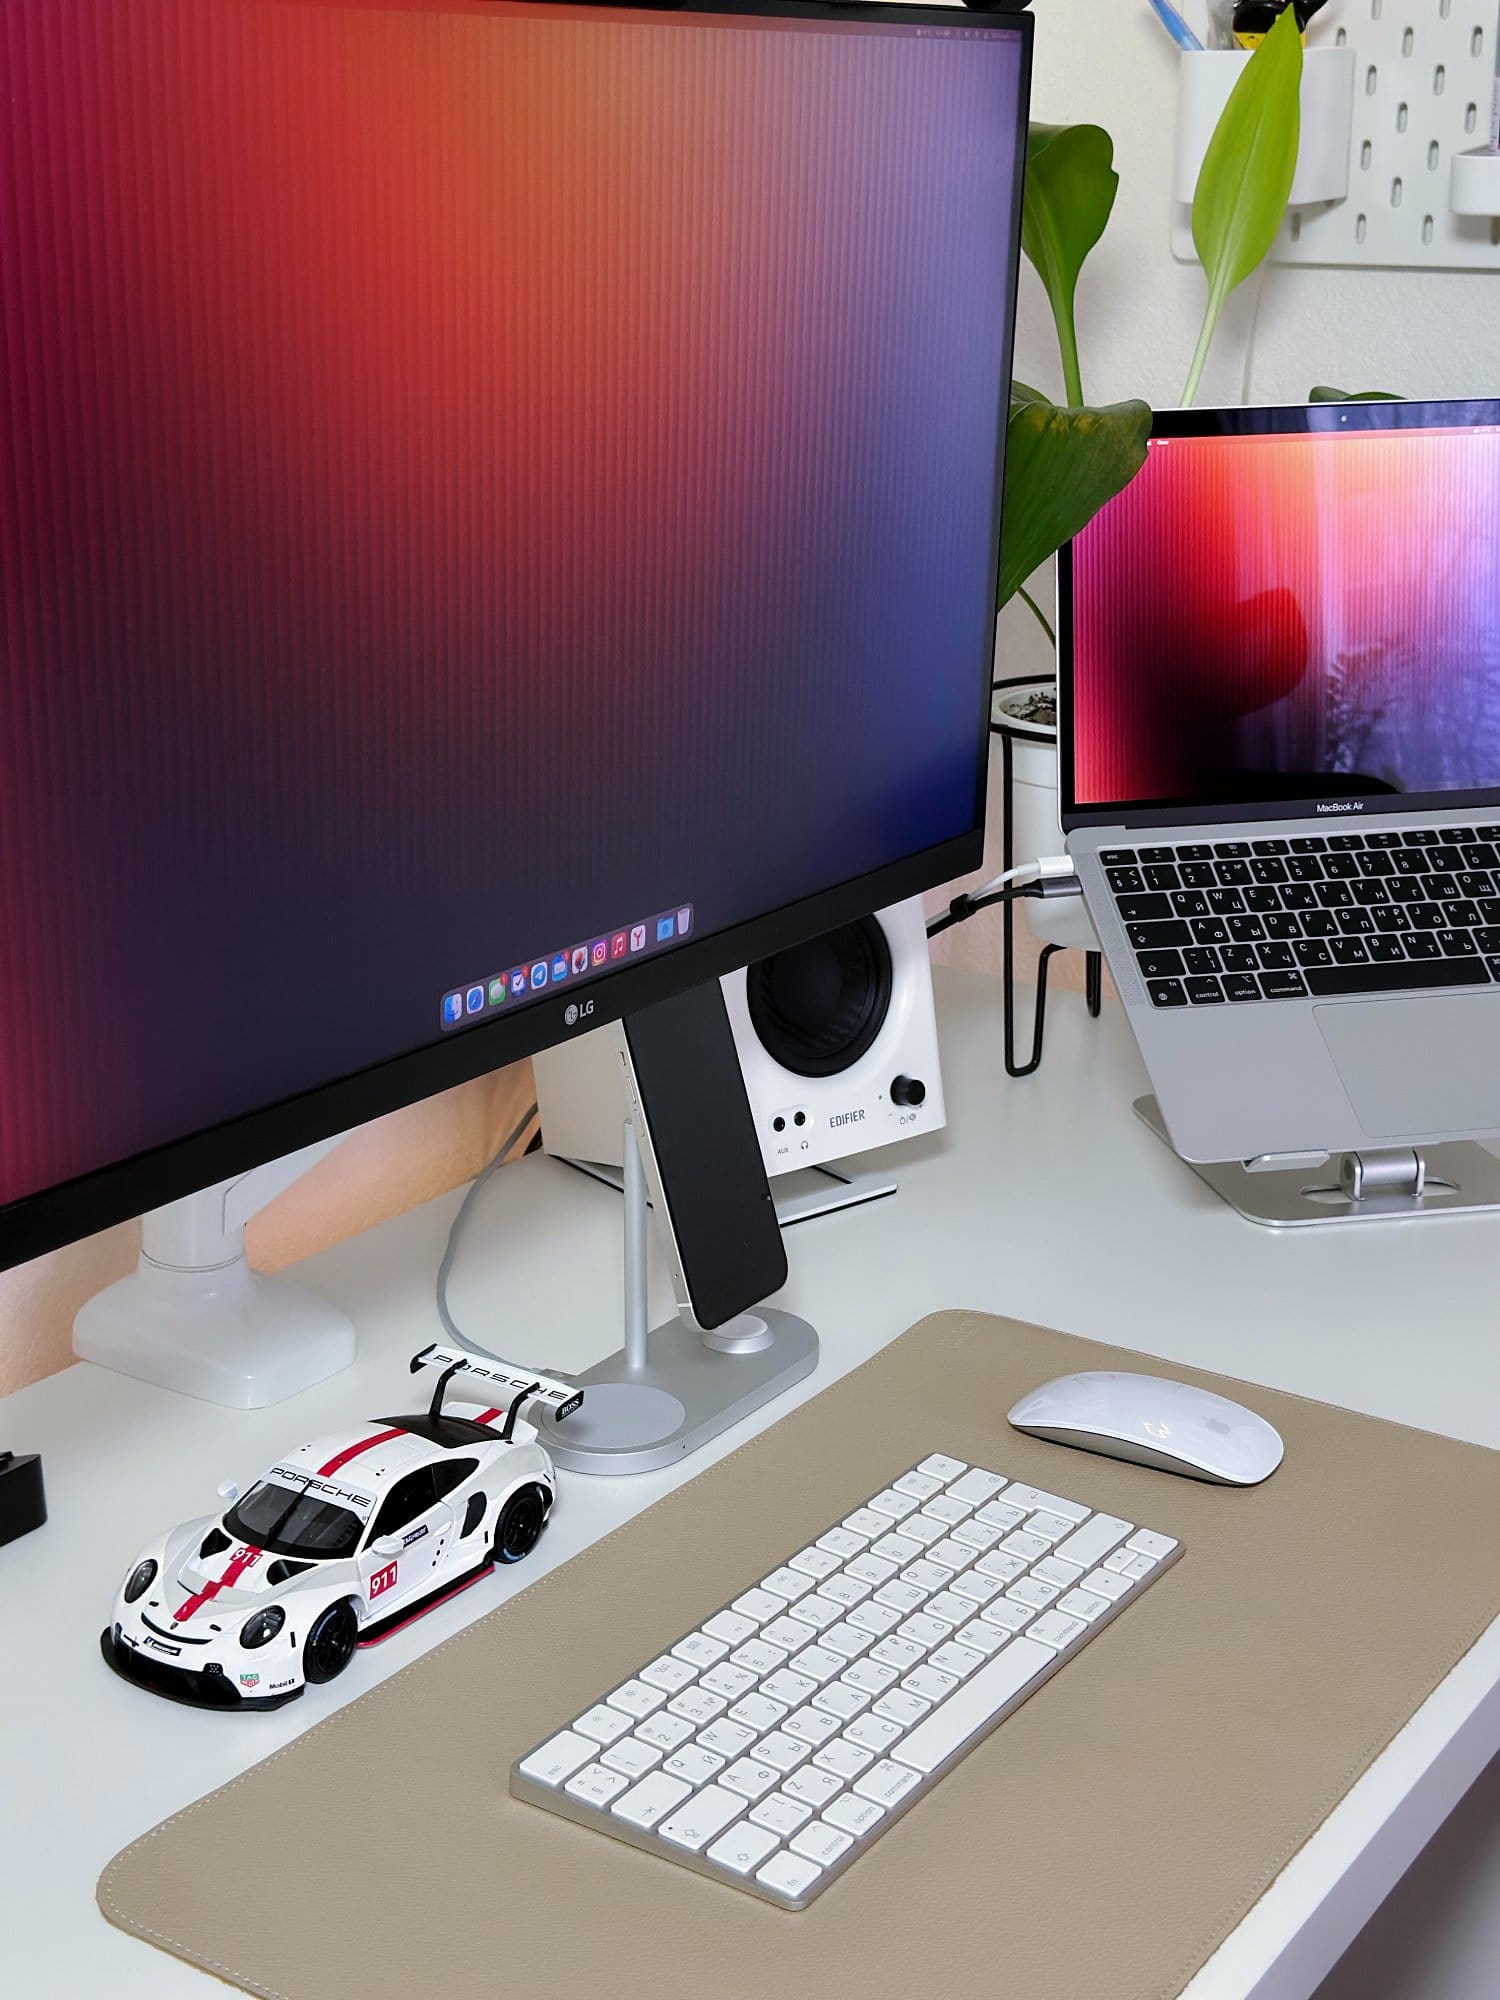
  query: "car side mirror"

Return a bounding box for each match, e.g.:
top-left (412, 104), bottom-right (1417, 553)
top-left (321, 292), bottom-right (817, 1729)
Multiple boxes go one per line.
top-left (371, 1534), bottom-right (404, 1558)
top-left (216, 1480), bottom-right (240, 1504)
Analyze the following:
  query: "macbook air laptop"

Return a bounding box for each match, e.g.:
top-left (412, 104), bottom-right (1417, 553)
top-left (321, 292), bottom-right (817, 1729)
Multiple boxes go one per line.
top-left (1060, 397), bottom-right (1500, 1164)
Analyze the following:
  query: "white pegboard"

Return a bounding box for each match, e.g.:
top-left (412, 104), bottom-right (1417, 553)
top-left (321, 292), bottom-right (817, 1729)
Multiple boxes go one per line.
top-left (1172, 1), bottom-right (1500, 271)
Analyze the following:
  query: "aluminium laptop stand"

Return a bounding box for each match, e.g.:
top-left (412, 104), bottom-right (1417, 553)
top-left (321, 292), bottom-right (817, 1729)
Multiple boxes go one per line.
top-left (539, 1119), bottom-right (818, 1474)
top-left (1134, 1095), bottom-right (1500, 1227)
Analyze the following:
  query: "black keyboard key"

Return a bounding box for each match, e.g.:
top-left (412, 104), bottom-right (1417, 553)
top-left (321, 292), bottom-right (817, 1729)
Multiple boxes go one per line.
top-left (1315, 880), bottom-right (1353, 908)
top-left (1444, 900), bottom-right (1481, 928)
top-left (1244, 885), bottom-right (1282, 913)
top-left (1259, 969), bottom-right (1308, 999)
top-left (1286, 855), bottom-right (1324, 882)
top-left (1227, 915), bottom-right (1266, 942)
top-left (1338, 910), bottom-right (1376, 936)
top-left (1403, 933), bottom-right (1441, 958)
top-left (1220, 945), bottom-right (1259, 973)
top-left (1139, 846), bottom-right (1175, 864)
top-left (1356, 851), bottom-right (1394, 877)
top-left (1179, 861), bottom-right (1216, 888)
top-left (1367, 936), bottom-right (1406, 962)
top-left (1100, 849), bottom-right (1136, 867)
top-left (1322, 853), bottom-right (1360, 879)
top-left (1207, 887), bottom-right (1245, 914)
top-left (1143, 863), bottom-right (1180, 892)
top-left (1300, 911), bottom-right (1338, 938)
top-left (1136, 948), bottom-right (1185, 980)
top-left (1178, 843), bottom-right (1213, 861)
top-left (1479, 827), bottom-right (1500, 841)
top-left (1118, 893), bottom-right (1173, 922)
top-left (1250, 857), bottom-right (1289, 884)
top-left (1329, 937), bottom-right (1370, 964)
top-left (1428, 846), bottom-right (1464, 871)
top-left (1185, 977), bottom-right (1224, 1004)
top-left (1409, 903), bottom-right (1446, 929)
top-left (1303, 958), bottom-right (1490, 998)
top-left (1482, 899), bottom-right (1500, 925)
top-left (1404, 828), bottom-right (1441, 845)
top-left (1420, 874), bottom-right (1459, 901)
top-left (1363, 830), bottom-right (1403, 849)
top-left (1391, 849), bottom-right (1428, 874)
top-left (1106, 867), bottom-right (1144, 895)
top-left (1290, 835), bottom-right (1328, 853)
top-left (1171, 890), bottom-right (1209, 918)
top-left (1259, 942), bottom-right (1295, 970)
top-left (1191, 918), bottom-right (1230, 945)
top-left (1461, 846), bottom-right (1499, 872)
top-left (1263, 913), bottom-right (1303, 940)
top-left (1349, 879), bottom-right (1389, 905)
top-left (1223, 974), bottom-right (1260, 1002)
top-left (1147, 979), bottom-right (1188, 1008)
top-left (1250, 838), bottom-right (1289, 855)
top-left (1126, 920), bottom-right (1192, 949)
top-left (1373, 906), bottom-right (1412, 932)
top-left (1183, 947), bottom-right (1221, 975)
top-left (1292, 939), bottom-right (1333, 967)
top-left (1454, 871), bottom-right (1493, 899)
top-left (1215, 859), bottom-right (1252, 887)
top-left (1477, 928), bottom-right (1500, 955)
top-left (1327, 833), bottom-right (1366, 850)
top-left (1214, 841), bottom-right (1251, 858)
top-left (1281, 884), bottom-right (1316, 911)
top-left (1435, 929), bottom-right (1480, 956)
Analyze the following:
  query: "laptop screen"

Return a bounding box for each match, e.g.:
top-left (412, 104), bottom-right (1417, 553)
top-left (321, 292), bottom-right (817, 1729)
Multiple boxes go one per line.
top-left (1061, 401), bottom-right (1500, 830)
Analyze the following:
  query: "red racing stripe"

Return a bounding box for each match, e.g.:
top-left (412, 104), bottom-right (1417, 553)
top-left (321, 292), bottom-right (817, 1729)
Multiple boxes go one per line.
top-left (474, 1407), bottom-right (502, 1426)
top-left (316, 1426), bottom-right (406, 1477)
top-left (175, 1543), bottom-right (264, 1622)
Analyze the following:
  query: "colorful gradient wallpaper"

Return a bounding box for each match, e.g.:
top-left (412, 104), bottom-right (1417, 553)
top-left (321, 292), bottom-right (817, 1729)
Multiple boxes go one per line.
top-left (0, 0), bottom-right (1024, 1213)
top-left (1070, 424), bottom-right (1500, 812)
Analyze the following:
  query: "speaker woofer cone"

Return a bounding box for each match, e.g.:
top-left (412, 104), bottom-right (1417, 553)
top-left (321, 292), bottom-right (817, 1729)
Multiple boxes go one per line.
top-left (745, 916), bottom-right (893, 1079)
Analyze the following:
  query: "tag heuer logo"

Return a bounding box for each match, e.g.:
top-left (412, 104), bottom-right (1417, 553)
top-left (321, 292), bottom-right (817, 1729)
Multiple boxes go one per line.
top-left (239, 1672), bottom-right (260, 1688)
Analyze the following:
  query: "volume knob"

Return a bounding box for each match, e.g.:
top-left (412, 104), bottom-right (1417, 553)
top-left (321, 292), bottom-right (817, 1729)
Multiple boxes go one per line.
top-left (890, 1075), bottom-right (926, 1108)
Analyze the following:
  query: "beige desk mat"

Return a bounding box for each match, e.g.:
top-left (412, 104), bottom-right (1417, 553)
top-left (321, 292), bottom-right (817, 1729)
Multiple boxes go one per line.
top-left (100, 1312), bottom-right (1500, 2000)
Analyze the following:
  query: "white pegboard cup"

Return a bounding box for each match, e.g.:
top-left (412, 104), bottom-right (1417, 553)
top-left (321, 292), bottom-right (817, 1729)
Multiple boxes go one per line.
top-left (1174, 47), bottom-right (1357, 209)
top-left (1450, 146), bottom-right (1500, 218)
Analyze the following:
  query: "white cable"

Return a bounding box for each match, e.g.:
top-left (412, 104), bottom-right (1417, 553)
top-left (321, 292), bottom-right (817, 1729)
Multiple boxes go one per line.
top-left (961, 854), bottom-right (1076, 905)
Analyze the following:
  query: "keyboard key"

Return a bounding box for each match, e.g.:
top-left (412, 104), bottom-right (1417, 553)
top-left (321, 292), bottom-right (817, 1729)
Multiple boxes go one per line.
top-left (1056, 1588), bottom-right (1111, 1622)
top-left (720, 1757), bottom-right (781, 1801)
top-left (788, 1545), bottom-right (843, 1580)
top-left (1128, 919), bottom-right (1193, 949)
top-left (1118, 893), bottom-right (1173, 921)
top-left (756, 1849), bottom-right (824, 1901)
top-left (891, 1639), bottom-right (1056, 1776)
top-left (854, 1759), bottom-right (922, 1808)
top-left (728, 1691), bottom-right (787, 1733)
top-left (640, 1653), bottom-right (698, 1693)
top-left (1148, 979), bottom-right (1187, 1008)
top-left (637, 1710), bottom-right (696, 1752)
top-left (699, 1717), bottom-right (755, 1757)
top-left (1003, 1486), bottom-right (1089, 1521)
top-left (733, 1587), bottom-right (786, 1622)
top-left (673, 1632), bottom-right (730, 1667)
top-left (602, 1735), bottom-right (664, 1779)
top-left (668, 1685), bottom-right (726, 1725)
top-left (566, 1762), bottom-right (632, 1807)
top-left (824, 1793), bottom-right (886, 1838)
top-left (613, 1772), bottom-right (693, 1829)
top-left (707, 1820), bottom-right (782, 1875)
top-left (893, 1469), bottom-right (944, 1501)
top-left (814, 1737), bottom-right (874, 1779)
top-left (1128, 1530), bottom-right (1180, 1560)
top-left (704, 1608), bottom-right (759, 1645)
top-left (1223, 974), bottom-right (1260, 1002)
top-left (519, 1730), bottom-right (596, 1787)
top-left (784, 1763), bottom-right (845, 1807)
top-left (574, 1702), bottom-right (633, 1746)
top-left (1053, 1514), bottom-right (1133, 1570)
top-left (751, 1790), bottom-right (813, 1835)
top-left (1259, 970), bottom-right (1308, 999)
top-left (918, 1453), bottom-right (966, 1480)
top-left (1303, 958), bottom-right (1488, 998)
top-left (1027, 1611), bottom-right (1087, 1650)
top-left (790, 1819), bottom-right (854, 1865)
top-left (659, 1784), bottom-right (745, 1852)
top-left (731, 1638), bottom-right (789, 1676)
top-left (1185, 976), bottom-right (1223, 1004)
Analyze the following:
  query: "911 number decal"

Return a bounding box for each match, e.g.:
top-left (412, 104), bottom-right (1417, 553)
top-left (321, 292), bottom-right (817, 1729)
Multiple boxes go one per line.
top-left (369, 1561), bottom-right (398, 1600)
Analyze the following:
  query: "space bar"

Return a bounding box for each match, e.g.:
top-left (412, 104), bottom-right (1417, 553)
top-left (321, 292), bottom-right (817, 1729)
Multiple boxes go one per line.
top-left (890, 1638), bottom-right (1057, 1776)
top-left (1302, 959), bottom-right (1491, 998)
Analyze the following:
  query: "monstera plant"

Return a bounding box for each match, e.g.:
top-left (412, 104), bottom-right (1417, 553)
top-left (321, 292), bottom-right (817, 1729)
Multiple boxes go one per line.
top-left (1000, 9), bottom-right (1306, 652)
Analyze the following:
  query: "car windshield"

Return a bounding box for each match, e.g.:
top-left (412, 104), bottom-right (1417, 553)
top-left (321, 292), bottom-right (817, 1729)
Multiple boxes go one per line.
top-left (224, 1479), bottom-right (364, 1559)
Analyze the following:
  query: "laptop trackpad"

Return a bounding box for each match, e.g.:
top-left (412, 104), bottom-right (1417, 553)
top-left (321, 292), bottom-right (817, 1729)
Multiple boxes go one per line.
top-left (1315, 994), bottom-right (1500, 1138)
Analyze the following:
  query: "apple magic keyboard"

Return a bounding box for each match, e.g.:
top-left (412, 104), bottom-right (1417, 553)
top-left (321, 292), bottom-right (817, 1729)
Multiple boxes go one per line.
top-left (511, 1452), bottom-right (1183, 1908)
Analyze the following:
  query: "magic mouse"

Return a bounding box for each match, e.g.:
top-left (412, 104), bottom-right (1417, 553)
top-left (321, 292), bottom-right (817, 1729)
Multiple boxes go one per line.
top-left (1007, 1371), bottom-right (1283, 1486)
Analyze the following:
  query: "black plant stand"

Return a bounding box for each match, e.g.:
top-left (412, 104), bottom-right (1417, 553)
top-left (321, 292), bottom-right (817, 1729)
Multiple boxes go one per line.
top-left (992, 678), bottom-right (1103, 1078)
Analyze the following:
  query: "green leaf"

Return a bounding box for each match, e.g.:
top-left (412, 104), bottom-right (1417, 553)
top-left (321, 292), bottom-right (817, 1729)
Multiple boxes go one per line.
top-left (1183, 11), bottom-right (1302, 405)
top-left (998, 397), bottom-right (1152, 610)
top-left (1021, 124), bottom-right (1119, 408)
top-left (1309, 384), bottom-right (1403, 402)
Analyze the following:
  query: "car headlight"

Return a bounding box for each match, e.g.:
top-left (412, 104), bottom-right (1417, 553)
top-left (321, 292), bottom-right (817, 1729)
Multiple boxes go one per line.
top-left (240, 1606), bottom-right (286, 1649)
top-left (123, 1559), bottom-right (157, 1604)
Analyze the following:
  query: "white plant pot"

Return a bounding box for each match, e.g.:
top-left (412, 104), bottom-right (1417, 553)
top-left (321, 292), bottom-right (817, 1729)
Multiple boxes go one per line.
top-left (991, 685), bottom-right (1098, 954)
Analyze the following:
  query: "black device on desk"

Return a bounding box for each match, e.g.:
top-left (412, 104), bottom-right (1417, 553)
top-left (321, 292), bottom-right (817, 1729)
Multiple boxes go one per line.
top-left (0, 0), bottom-right (1031, 1403)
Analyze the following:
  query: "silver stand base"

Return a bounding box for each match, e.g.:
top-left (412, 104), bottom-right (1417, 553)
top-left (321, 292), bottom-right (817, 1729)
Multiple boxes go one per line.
top-left (560, 1154), bottom-right (897, 1227)
top-left (538, 1306), bottom-right (818, 1475)
top-left (1135, 1096), bottom-right (1500, 1227)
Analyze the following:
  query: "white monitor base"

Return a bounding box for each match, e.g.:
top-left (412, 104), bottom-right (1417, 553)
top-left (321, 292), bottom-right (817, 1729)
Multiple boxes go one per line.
top-left (73, 1260), bottom-right (355, 1408)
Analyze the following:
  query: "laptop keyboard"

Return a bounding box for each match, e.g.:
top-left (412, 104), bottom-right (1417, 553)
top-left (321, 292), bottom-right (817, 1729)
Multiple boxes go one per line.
top-left (1099, 826), bottom-right (1500, 1009)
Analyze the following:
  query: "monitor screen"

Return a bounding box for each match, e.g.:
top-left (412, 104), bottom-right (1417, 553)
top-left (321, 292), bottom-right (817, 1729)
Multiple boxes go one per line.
top-left (0, 0), bottom-right (1027, 1256)
top-left (1063, 403), bottom-right (1500, 826)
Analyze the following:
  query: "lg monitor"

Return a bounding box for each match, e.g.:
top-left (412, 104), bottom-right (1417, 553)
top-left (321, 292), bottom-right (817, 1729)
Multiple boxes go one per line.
top-left (0, 0), bottom-right (1030, 1293)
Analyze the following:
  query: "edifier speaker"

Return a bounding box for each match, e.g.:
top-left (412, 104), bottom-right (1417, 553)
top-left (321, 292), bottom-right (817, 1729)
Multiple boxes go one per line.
top-left (534, 899), bottom-right (945, 1223)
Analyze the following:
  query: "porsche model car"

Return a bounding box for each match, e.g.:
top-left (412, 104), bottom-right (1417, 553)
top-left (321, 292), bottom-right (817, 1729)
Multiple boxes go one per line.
top-left (101, 1345), bottom-right (583, 1710)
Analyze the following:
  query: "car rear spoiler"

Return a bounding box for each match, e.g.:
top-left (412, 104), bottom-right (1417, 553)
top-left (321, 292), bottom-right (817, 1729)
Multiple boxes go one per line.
top-left (409, 1343), bottom-right (584, 1437)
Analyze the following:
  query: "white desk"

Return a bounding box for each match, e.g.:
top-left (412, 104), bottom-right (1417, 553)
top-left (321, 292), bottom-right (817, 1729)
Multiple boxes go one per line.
top-left (5, 965), bottom-right (1500, 2000)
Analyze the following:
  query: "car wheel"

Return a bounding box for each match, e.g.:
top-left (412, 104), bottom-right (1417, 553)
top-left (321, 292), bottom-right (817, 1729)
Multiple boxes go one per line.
top-left (492, 1483), bottom-right (549, 1564)
top-left (303, 1598), bottom-right (359, 1684)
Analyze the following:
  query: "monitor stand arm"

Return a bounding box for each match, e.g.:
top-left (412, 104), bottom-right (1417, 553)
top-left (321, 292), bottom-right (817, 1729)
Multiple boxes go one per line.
top-left (539, 1119), bottom-right (818, 1475)
top-left (72, 1137), bottom-right (357, 1407)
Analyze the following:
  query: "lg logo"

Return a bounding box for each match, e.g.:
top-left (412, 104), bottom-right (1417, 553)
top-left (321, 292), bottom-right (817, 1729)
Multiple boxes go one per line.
top-left (564, 998), bottom-right (595, 1028)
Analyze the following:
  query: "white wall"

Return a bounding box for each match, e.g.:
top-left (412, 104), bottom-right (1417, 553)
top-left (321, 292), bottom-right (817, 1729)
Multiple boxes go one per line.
top-left (1012, 8), bottom-right (1500, 1995)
